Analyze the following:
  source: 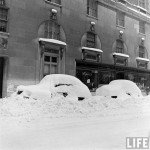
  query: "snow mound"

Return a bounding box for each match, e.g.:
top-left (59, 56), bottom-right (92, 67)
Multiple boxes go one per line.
top-left (13, 74), bottom-right (91, 100)
top-left (96, 80), bottom-right (142, 99)
top-left (1, 95), bottom-right (149, 123)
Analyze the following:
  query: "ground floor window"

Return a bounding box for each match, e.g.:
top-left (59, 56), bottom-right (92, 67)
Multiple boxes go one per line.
top-left (43, 51), bottom-right (59, 77)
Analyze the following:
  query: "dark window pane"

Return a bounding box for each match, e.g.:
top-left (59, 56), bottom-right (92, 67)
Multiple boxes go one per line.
top-left (0, 20), bottom-right (6, 32)
top-left (51, 57), bottom-right (57, 63)
top-left (44, 56), bottom-right (50, 62)
top-left (139, 45), bottom-right (145, 58)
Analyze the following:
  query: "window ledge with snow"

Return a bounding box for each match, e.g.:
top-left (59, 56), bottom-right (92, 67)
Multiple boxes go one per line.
top-left (39, 38), bottom-right (67, 47)
top-left (136, 57), bottom-right (150, 62)
top-left (137, 6), bottom-right (147, 12)
top-left (82, 47), bottom-right (103, 53)
top-left (113, 52), bottom-right (129, 58)
top-left (44, 0), bottom-right (62, 7)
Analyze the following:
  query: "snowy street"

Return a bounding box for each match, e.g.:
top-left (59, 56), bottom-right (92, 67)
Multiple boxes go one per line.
top-left (1, 112), bottom-right (150, 150)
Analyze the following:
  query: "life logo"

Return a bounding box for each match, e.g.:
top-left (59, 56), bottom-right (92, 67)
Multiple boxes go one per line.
top-left (126, 137), bottom-right (149, 149)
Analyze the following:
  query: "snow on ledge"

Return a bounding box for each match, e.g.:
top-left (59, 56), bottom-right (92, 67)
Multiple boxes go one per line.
top-left (112, 52), bottom-right (129, 58)
top-left (136, 57), bottom-right (150, 62)
top-left (82, 47), bottom-right (103, 53)
top-left (39, 38), bottom-right (67, 46)
top-left (137, 6), bottom-right (147, 12)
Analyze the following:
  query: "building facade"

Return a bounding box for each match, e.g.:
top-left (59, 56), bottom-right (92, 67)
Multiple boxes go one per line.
top-left (0, 0), bottom-right (150, 97)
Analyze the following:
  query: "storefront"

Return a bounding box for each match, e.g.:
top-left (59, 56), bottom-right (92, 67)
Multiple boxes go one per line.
top-left (76, 60), bottom-right (150, 94)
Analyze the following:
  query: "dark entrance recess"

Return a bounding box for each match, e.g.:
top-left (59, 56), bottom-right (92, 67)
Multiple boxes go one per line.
top-left (116, 72), bottom-right (125, 79)
top-left (76, 59), bottom-right (150, 94)
top-left (0, 57), bottom-right (4, 98)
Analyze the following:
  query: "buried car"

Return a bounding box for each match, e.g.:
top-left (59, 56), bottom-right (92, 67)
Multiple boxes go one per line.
top-left (96, 80), bottom-right (142, 99)
top-left (13, 74), bottom-right (92, 100)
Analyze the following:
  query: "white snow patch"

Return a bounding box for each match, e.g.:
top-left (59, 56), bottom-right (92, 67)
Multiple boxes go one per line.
top-left (112, 52), bottom-right (129, 58)
top-left (136, 57), bottom-right (150, 62)
top-left (82, 47), bottom-right (103, 53)
top-left (39, 38), bottom-right (67, 46)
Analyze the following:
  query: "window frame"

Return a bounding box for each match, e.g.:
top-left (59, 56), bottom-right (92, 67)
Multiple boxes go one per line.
top-left (43, 52), bottom-right (59, 76)
top-left (116, 12), bottom-right (125, 28)
top-left (87, 0), bottom-right (98, 18)
top-left (86, 31), bottom-right (96, 48)
top-left (138, 0), bottom-right (145, 9)
top-left (44, 21), bottom-right (60, 40)
top-left (139, 21), bottom-right (145, 34)
top-left (139, 45), bottom-right (145, 58)
top-left (116, 39), bottom-right (124, 53)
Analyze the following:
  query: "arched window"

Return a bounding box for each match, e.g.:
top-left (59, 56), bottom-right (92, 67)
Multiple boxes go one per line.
top-left (86, 32), bottom-right (96, 48)
top-left (139, 45), bottom-right (145, 58)
top-left (116, 39), bottom-right (124, 53)
top-left (44, 21), bottom-right (60, 40)
top-left (87, 0), bottom-right (97, 18)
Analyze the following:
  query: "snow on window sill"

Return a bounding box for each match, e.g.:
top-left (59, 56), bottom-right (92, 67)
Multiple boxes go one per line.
top-left (39, 38), bottom-right (66, 46)
top-left (82, 47), bottom-right (103, 53)
top-left (139, 32), bottom-right (146, 36)
top-left (86, 14), bottom-right (98, 20)
top-left (136, 57), bottom-right (149, 62)
top-left (116, 25), bottom-right (125, 29)
top-left (113, 52), bottom-right (129, 58)
top-left (44, 0), bottom-right (62, 7)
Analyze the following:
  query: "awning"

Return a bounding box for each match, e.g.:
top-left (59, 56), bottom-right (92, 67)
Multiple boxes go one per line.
top-left (39, 38), bottom-right (67, 47)
top-left (136, 57), bottom-right (150, 62)
top-left (113, 52), bottom-right (129, 58)
top-left (82, 47), bottom-right (103, 53)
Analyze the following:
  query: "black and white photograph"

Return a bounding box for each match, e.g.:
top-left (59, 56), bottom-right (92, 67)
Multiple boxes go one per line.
top-left (0, 0), bottom-right (150, 149)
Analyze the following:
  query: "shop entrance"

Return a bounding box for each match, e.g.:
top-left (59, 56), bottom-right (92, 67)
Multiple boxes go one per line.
top-left (0, 57), bottom-right (4, 98)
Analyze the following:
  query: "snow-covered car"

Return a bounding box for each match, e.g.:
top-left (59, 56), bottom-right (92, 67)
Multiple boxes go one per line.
top-left (13, 74), bottom-right (91, 100)
top-left (96, 80), bottom-right (142, 99)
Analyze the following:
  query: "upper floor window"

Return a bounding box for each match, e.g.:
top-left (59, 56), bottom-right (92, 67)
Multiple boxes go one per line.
top-left (138, 0), bottom-right (145, 8)
top-left (0, 0), bottom-right (5, 6)
top-left (139, 45), bottom-right (145, 58)
top-left (116, 12), bottom-right (125, 27)
top-left (44, 21), bottom-right (60, 40)
top-left (86, 32), bottom-right (96, 48)
top-left (46, 0), bottom-right (61, 5)
top-left (139, 21), bottom-right (145, 34)
top-left (87, 0), bottom-right (97, 18)
top-left (0, 3), bottom-right (8, 33)
top-left (116, 39), bottom-right (124, 53)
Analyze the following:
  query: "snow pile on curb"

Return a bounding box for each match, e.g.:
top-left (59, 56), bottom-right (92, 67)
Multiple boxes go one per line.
top-left (1, 95), bottom-right (150, 123)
